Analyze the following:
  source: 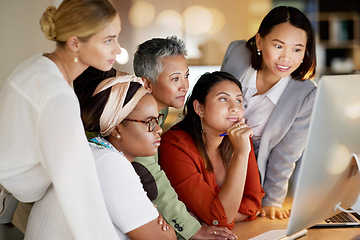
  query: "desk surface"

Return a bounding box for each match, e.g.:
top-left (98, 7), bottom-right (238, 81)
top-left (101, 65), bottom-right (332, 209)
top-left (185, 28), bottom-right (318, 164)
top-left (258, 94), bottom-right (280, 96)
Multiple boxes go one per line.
top-left (232, 198), bottom-right (360, 240)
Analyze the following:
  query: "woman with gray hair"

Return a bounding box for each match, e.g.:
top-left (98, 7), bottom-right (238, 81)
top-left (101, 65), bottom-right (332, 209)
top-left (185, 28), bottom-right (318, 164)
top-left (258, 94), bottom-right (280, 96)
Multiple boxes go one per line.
top-left (133, 36), bottom-right (189, 110)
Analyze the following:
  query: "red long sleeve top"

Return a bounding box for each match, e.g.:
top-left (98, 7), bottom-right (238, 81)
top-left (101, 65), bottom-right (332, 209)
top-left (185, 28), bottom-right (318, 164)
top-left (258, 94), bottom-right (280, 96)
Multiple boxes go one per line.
top-left (158, 126), bottom-right (265, 229)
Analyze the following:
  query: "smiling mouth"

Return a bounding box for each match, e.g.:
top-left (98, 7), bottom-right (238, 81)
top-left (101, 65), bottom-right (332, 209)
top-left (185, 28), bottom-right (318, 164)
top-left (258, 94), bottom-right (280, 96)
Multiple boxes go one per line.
top-left (276, 64), bottom-right (291, 71)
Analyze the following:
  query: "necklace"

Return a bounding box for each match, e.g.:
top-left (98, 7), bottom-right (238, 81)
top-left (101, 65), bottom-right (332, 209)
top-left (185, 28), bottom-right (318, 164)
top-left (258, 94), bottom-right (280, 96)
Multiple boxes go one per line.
top-left (88, 136), bottom-right (122, 154)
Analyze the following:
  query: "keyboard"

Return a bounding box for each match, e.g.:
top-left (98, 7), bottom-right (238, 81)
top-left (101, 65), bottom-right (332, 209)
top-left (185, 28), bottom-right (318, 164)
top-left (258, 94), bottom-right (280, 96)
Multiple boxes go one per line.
top-left (326, 211), bottom-right (356, 223)
top-left (249, 230), bottom-right (287, 240)
top-left (249, 229), bottom-right (307, 240)
top-left (312, 210), bottom-right (360, 227)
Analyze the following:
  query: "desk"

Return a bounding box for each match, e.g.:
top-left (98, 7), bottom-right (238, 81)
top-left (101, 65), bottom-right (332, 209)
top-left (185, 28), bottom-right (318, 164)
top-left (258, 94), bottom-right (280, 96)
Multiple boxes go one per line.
top-left (232, 198), bottom-right (360, 239)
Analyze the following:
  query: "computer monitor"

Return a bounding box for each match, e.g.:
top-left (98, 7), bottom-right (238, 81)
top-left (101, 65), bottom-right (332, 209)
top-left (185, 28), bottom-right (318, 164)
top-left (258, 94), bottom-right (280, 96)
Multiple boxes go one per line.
top-left (286, 74), bottom-right (360, 236)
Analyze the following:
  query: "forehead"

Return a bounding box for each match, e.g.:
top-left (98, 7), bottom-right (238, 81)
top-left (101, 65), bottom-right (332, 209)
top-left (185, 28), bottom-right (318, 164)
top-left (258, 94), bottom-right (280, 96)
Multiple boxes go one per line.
top-left (128, 94), bottom-right (158, 117)
top-left (265, 22), bottom-right (307, 45)
top-left (208, 80), bottom-right (242, 96)
top-left (91, 14), bottom-right (121, 40)
top-left (159, 55), bottom-right (188, 73)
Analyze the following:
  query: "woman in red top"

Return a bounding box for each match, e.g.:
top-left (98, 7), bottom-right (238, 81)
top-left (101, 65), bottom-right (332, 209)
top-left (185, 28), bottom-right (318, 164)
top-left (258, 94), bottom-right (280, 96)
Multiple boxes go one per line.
top-left (159, 71), bottom-right (264, 230)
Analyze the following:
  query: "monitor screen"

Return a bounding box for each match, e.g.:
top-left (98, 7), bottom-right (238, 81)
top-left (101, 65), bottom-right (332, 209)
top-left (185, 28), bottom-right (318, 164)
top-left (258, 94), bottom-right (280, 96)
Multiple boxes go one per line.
top-left (286, 74), bottom-right (360, 235)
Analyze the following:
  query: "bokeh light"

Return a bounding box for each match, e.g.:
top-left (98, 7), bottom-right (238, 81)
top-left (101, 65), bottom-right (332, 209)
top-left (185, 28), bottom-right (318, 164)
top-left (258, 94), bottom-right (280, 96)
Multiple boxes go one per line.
top-left (182, 6), bottom-right (213, 35)
top-left (129, 2), bottom-right (155, 27)
top-left (207, 8), bottom-right (225, 34)
top-left (156, 9), bottom-right (182, 29)
top-left (116, 47), bottom-right (129, 65)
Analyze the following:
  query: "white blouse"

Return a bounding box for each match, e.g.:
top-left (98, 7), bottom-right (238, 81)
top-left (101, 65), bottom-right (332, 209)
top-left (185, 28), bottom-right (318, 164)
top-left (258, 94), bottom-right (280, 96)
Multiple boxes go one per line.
top-left (241, 67), bottom-right (291, 155)
top-left (0, 54), bottom-right (119, 239)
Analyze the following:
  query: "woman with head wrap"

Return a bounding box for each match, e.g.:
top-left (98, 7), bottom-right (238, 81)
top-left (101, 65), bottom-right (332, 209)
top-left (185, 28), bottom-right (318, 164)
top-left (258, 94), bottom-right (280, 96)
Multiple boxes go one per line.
top-left (25, 75), bottom-right (176, 240)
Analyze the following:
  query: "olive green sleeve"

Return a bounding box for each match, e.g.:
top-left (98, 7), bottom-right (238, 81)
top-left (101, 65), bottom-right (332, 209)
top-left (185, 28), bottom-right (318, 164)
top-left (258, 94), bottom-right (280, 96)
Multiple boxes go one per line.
top-left (133, 154), bottom-right (201, 240)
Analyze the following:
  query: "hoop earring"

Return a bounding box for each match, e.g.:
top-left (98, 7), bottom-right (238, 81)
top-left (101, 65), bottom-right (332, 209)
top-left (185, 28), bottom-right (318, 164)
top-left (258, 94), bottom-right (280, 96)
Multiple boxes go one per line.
top-left (257, 49), bottom-right (261, 56)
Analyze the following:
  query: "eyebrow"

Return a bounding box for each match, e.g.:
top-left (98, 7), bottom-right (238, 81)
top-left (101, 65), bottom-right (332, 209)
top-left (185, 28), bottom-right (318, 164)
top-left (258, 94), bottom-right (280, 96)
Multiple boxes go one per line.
top-left (216, 92), bottom-right (243, 97)
top-left (169, 68), bottom-right (190, 77)
top-left (105, 34), bottom-right (118, 39)
top-left (272, 39), bottom-right (305, 48)
top-left (145, 116), bottom-right (156, 121)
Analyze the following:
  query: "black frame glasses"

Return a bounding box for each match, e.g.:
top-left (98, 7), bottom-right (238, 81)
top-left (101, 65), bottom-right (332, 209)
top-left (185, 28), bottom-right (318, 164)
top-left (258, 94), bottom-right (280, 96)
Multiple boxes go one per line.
top-left (123, 114), bottom-right (165, 132)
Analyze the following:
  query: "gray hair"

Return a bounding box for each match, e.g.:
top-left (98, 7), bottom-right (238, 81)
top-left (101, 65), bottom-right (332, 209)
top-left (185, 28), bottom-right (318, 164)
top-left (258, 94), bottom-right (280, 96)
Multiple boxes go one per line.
top-left (133, 36), bottom-right (187, 83)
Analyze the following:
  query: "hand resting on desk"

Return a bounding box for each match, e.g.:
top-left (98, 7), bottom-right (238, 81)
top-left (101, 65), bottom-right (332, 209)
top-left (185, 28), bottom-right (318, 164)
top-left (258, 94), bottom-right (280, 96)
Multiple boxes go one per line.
top-left (260, 206), bottom-right (290, 220)
top-left (188, 211), bottom-right (238, 239)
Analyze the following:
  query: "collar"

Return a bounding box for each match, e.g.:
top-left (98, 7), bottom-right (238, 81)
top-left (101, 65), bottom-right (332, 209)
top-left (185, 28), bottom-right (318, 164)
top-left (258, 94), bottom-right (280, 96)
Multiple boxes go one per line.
top-left (266, 75), bottom-right (291, 105)
top-left (242, 67), bottom-right (291, 105)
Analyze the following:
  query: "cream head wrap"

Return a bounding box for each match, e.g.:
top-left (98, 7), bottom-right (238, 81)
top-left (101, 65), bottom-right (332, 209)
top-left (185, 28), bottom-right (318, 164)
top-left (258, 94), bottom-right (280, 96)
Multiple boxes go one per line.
top-left (93, 74), bottom-right (148, 136)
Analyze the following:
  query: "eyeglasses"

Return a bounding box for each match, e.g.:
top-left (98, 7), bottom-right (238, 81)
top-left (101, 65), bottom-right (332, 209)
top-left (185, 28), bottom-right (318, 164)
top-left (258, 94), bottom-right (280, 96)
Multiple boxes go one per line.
top-left (123, 114), bottom-right (165, 132)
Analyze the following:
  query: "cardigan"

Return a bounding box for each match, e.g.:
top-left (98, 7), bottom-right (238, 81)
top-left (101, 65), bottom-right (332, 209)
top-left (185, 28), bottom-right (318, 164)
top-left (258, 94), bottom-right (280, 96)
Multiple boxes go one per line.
top-left (158, 126), bottom-right (264, 229)
top-left (221, 40), bottom-right (317, 207)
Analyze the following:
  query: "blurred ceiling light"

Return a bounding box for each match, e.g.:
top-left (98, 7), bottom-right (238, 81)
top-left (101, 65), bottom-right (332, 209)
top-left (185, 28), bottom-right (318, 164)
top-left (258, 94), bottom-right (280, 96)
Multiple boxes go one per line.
top-left (156, 10), bottom-right (182, 29)
top-left (129, 1), bottom-right (155, 27)
top-left (182, 6), bottom-right (212, 35)
top-left (207, 8), bottom-right (225, 34)
top-left (116, 47), bottom-right (129, 65)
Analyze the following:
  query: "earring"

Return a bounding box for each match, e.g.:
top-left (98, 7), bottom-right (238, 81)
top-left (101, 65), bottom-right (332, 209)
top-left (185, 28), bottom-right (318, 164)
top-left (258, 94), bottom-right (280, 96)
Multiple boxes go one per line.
top-left (74, 57), bottom-right (78, 63)
top-left (257, 49), bottom-right (261, 56)
top-left (199, 112), bottom-right (203, 117)
top-left (200, 116), bottom-right (205, 135)
top-left (117, 134), bottom-right (121, 140)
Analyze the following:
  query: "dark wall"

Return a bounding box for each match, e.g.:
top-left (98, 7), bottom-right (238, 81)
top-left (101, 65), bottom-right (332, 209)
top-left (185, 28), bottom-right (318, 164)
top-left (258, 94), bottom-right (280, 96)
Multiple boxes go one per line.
top-left (319, 0), bottom-right (360, 12)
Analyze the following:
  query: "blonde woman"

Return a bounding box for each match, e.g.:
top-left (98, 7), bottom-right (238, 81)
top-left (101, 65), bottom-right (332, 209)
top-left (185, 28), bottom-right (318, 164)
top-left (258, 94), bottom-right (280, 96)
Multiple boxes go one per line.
top-left (0, 0), bottom-right (121, 239)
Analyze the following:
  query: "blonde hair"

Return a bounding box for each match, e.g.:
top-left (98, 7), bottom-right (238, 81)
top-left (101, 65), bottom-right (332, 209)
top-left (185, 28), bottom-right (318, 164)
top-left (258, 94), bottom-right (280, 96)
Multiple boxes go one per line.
top-left (40, 0), bottom-right (117, 46)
